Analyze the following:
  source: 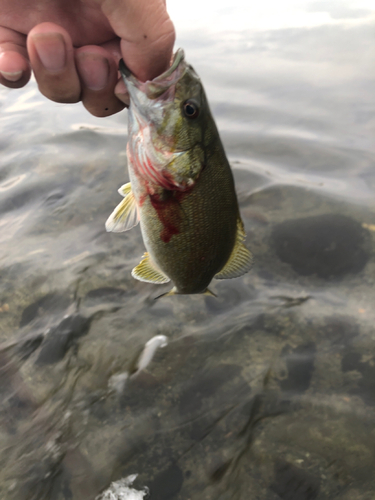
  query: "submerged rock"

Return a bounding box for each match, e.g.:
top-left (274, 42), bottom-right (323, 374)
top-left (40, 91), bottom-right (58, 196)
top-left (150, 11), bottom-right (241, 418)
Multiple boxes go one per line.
top-left (271, 459), bottom-right (320, 500)
top-left (20, 293), bottom-right (71, 327)
top-left (148, 464), bottom-right (184, 500)
top-left (272, 214), bottom-right (370, 279)
top-left (36, 314), bottom-right (91, 365)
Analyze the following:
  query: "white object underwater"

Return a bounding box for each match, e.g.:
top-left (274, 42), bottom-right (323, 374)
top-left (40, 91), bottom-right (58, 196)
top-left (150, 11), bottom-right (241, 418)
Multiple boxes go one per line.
top-left (107, 335), bottom-right (168, 395)
top-left (96, 474), bottom-right (149, 500)
top-left (136, 335), bottom-right (168, 372)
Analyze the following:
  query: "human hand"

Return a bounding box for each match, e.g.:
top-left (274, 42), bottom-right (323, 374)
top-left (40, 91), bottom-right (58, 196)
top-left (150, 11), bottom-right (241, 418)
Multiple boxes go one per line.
top-left (0, 0), bottom-right (175, 116)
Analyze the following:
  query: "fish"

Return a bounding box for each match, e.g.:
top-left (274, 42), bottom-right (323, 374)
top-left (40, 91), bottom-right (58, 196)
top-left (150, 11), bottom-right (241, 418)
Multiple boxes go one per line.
top-left (105, 49), bottom-right (253, 295)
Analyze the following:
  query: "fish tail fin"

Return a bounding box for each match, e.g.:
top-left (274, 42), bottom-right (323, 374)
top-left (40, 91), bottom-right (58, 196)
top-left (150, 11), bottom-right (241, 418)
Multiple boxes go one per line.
top-left (155, 287), bottom-right (178, 300)
top-left (155, 287), bottom-right (217, 299)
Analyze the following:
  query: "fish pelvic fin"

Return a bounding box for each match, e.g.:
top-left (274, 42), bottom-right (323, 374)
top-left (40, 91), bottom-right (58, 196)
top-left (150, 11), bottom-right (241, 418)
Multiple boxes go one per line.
top-left (105, 182), bottom-right (140, 233)
top-left (215, 217), bottom-right (253, 279)
top-left (132, 253), bottom-right (170, 284)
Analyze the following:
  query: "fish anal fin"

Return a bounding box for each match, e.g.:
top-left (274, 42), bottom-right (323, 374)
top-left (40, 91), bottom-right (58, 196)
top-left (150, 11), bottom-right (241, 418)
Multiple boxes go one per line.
top-left (132, 253), bottom-right (170, 284)
top-left (105, 184), bottom-right (139, 233)
top-left (215, 217), bottom-right (253, 280)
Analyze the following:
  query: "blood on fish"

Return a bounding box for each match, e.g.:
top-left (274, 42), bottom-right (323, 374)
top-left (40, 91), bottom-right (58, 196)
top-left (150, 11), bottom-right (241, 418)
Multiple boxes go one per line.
top-left (130, 135), bottom-right (196, 242)
top-left (149, 190), bottom-right (182, 243)
top-left (149, 184), bottom-right (194, 243)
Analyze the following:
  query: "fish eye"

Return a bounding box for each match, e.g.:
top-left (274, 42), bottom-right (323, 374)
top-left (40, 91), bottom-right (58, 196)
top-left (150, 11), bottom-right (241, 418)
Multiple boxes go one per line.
top-left (183, 100), bottom-right (199, 119)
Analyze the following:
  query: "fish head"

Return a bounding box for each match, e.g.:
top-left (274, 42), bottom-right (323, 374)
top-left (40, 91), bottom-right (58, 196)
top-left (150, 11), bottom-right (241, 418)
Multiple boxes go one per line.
top-left (121, 49), bottom-right (209, 191)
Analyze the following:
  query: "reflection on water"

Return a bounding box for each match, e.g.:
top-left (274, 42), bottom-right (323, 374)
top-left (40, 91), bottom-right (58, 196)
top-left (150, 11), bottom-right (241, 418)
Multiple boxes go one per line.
top-left (0, 2), bottom-right (374, 499)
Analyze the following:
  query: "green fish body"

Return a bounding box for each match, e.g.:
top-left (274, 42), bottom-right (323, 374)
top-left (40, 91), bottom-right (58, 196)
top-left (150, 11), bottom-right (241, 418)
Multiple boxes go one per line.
top-left (106, 49), bottom-right (252, 295)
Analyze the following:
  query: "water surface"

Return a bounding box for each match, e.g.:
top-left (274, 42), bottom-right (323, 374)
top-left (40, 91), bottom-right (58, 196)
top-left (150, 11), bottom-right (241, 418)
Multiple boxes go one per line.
top-left (0, 2), bottom-right (374, 499)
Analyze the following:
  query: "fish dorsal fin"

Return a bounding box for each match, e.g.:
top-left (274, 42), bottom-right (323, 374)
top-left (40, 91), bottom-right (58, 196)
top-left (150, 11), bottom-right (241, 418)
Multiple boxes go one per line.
top-left (215, 217), bottom-right (253, 279)
top-left (105, 182), bottom-right (139, 233)
top-left (132, 253), bottom-right (170, 284)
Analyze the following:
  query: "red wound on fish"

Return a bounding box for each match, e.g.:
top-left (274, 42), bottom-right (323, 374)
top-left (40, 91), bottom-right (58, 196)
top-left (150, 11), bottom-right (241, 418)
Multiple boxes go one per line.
top-left (149, 190), bottom-right (184, 243)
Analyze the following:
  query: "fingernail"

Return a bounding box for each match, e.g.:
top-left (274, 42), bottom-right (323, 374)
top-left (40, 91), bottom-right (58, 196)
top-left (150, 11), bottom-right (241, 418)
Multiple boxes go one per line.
top-left (77, 52), bottom-right (109, 91)
top-left (32, 33), bottom-right (66, 71)
top-left (0, 70), bottom-right (23, 82)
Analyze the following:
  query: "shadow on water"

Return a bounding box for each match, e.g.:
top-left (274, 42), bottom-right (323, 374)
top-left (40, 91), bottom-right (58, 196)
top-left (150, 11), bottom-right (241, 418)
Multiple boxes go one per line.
top-left (0, 3), bottom-right (375, 499)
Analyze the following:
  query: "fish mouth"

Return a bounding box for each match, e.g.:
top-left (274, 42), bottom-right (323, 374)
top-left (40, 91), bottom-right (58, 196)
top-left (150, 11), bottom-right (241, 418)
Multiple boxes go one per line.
top-left (150, 49), bottom-right (185, 83)
top-left (119, 49), bottom-right (186, 100)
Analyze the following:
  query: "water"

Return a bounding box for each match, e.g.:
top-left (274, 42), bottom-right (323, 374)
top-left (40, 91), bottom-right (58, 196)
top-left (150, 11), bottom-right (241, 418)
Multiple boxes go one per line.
top-left (0, 1), bottom-right (374, 499)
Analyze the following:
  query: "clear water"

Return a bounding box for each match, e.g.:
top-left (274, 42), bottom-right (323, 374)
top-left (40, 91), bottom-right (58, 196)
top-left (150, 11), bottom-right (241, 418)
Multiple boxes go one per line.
top-left (0, 2), bottom-right (374, 499)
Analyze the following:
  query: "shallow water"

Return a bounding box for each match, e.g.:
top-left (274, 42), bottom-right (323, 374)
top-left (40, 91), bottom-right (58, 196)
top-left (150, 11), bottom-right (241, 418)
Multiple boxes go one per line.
top-left (0, 2), bottom-right (374, 499)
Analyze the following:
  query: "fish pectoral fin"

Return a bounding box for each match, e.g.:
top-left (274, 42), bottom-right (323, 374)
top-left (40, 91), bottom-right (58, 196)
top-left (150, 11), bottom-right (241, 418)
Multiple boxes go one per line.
top-left (132, 253), bottom-right (170, 284)
top-left (118, 182), bottom-right (132, 197)
top-left (215, 217), bottom-right (253, 279)
top-left (105, 184), bottom-right (139, 233)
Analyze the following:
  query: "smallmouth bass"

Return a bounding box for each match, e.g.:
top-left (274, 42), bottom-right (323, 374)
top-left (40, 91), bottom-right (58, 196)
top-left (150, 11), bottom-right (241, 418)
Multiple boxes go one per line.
top-left (106, 49), bottom-right (253, 295)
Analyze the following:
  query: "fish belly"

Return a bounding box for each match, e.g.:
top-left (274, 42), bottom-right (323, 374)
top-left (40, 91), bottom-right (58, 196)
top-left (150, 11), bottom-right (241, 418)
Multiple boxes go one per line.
top-left (139, 163), bottom-right (238, 294)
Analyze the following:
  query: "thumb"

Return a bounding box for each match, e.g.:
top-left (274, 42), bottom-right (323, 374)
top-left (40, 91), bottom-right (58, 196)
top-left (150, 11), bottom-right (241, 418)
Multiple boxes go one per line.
top-left (100, 0), bottom-right (175, 81)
